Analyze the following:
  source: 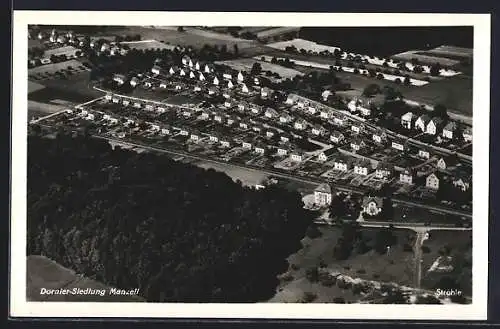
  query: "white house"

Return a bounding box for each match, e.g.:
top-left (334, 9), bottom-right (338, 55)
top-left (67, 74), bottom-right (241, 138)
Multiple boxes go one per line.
top-left (130, 77), bottom-right (139, 87)
top-left (372, 131), bottom-right (387, 144)
top-left (322, 90), bottom-right (333, 101)
top-left (415, 114), bottom-right (430, 132)
top-left (199, 72), bottom-right (206, 81)
top-left (227, 80), bottom-right (234, 89)
top-left (277, 147), bottom-right (288, 156)
top-left (223, 73), bottom-right (233, 80)
top-left (314, 183), bottom-right (332, 207)
top-left (261, 87), bottom-right (271, 98)
top-left (294, 119), bottom-right (308, 131)
top-left (334, 159), bottom-right (350, 172)
top-left (399, 169), bottom-right (414, 184)
top-left (209, 134), bottom-right (219, 143)
top-left (239, 121), bottom-right (249, 129)
top-left (401, 112), bottom-right (414, 129)
top-left (290, 151), bottom-right (305, 162)
top-left (353, 159), bottom-right (371, 176)
top-left (350, 139), bottom-right (366, 152)
top-left (318, 148), bottom-right (336, 162)
top-left (237, 71), bottom-right (244, 82)
top-left (330, 131), bottom-right (345, 144)
top-left (334, 116), bottom-right (347, 126)
top-left (442, 121), bottom-right (457, 139)
top-left (426, 117), bottom-right (444, 135)
top-left (347, 99), bottom-right (358, 112)
top-left (426, 172), bottom-right (440, 190)
top-left (453, 177), bottom-right (471, 191)
top-left (254, 145), bottom-right (266, 154)
top-left (418, 149), bottom-right (430, 159)
top-left (375, 162), bottom-right (393, 179)
top-left (265, 108), bottom-right (279, 119)
top-left (307, 106), bottom-right (317, 115)
top-left (266, 130), bottom-right (275, 138)
top-left (241, 84), bottom-right (249, 93)
top-left (189, 71), bottom-right (196, 79)
top-left (169, 67), bottom-right (176, 75)
top-left (213, 76), bottom-right (219, 85)
top-left (159, 82), bottom-right (167, 89)
top-left (113, 74), bottom-right (126, 85)
top-left (224, 101), bottom-right (232, 108)
top-left (392, 141), bottom-right (405, 151)
top-left (362, 197), bottom-right (384, 217)
top-left (242, 141), bottom-right (252, 149)
top-left (179, 69), bottom-right (186, 77)
top-left (151, 65), bottom-right (161, 75)
top-left (351, 124), bottom-right (363, 133)
top-left (311, 125), bottom-right (326, 136)
top-left (320, 109), bottom-right (332, 119)
top-left (436, 157), bottom-right (448, 170)
top-left (220, 140), bottom-right (231, 148)
top-left (280, 113), bottom-right (293, 124)
top-left (463, 127), bottom-right (472, 142)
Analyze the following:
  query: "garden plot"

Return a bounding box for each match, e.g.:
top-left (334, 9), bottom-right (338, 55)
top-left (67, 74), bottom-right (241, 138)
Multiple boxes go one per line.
top-left (216, 58), bottom-right (303, 79)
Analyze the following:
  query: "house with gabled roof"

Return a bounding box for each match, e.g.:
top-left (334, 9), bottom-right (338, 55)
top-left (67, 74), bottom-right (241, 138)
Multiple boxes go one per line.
top-left (113, 74), bottom-right (127, 85)
top-left (204, 63), bottom-right (215, 74)
top-left (399, 168), bottom-right (414, 184)
top-left (227, 80), bottom-right (234, 89)
top-left (401, 112), bottom-right (414, 129)
top-left (314, 183), bottom-right (332, 207)
top-left (311, 124), bottom-right (326, 136)
top-left (279, 112), bottom-right (293, 124)
top-left (320, 108), bottom-right (333, 119)
top-left (415, 114), bottom-right (430, 132)
top-left (436, 157), bottom-right (454, 170)
top-left (290, 150), bottom-right (306, 162)
top-left (294, 118), bottom-right (308, 131)
top-left (330, 131), bottom-right (345, 144)
top-left (453, 176), bottom-right (471, 192)
top-left (318, 147), bottom-right (336, 162)
top-left (334, 158), bottom-right (351, 172)
top-left (181, 55), bottom-right (191, 66)
top-left (254, 143), bottom-right (267, 155)
top-left (418, 149), bottom-right (430, 159)
top-left (265, 107), bottom-right (279, 119)
top-left (392, 141), bottom-right (405, 151)
top-left (353, 158), bottom-right (372, 176)
top-left (151, 65), bottom-right (162, 75)
top-left (442, 121), bottom-right (457, 139)
top-left (351, 123), bottom-right (364, 134)
top-left (350, 139), bottom-right (366, 152)
top-left (375, 162), bottom-right (394, 179)
top-left (426, 117), bottom-right (445, 135)
top-left (372, 130), bottom-right (387, 144)
top-left (199, 72), bottom-right (206, 81)
top-left (237, 71), bottom-right (245, 82)
top-left (426, 172), bottom-right (441, 190)
top-left (213, 76), bottom-right (220, 86)
top-left (463, 127), bottom-right (472, 142)
top-left (333, 116), bottom-right (347, 126)
top-left (130, 77), bottom-right (139, 87)
top-left (362, 196), bottom-right (384, 217)
top-left (241, 83), bottom-right (250, 93)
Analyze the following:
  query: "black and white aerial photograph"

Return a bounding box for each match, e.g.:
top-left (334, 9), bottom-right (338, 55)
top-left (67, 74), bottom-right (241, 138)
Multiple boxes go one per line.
top-left (11, 11), bottom-right (491, 320)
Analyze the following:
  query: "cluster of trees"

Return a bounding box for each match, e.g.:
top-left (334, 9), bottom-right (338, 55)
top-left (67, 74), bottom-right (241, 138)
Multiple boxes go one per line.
top-left (114, 34), bottom-right (142, 42)
top-left (270, 56), bottom-right (295, 68)
top-left (27, 134), bottom-right (315, 302)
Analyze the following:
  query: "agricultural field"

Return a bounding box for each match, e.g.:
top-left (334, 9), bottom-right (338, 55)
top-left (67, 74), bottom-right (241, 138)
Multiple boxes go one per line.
top-left (391, 50), bottom-right (460, 67)
top-left (256, 27), bottom-right (301, 39)
top-left (28, 80), bottom-right (46, 94)
top-left (267, 38), bottom-right (341, 53)
top-left (270, 225), bottom-right (416, 303)
top-left (216, 58), bottom-right (304, 79)
top-left (119, 39), bottom-right (177, 51)
top-left (108, 26), bottom-right (272, 56)
top-left (420, 230), bottom-right (472, 297)
top-left (28, 59), bottom-right (89, 81)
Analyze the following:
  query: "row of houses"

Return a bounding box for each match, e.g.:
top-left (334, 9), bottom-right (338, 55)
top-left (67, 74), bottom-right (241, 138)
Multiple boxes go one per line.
top-left (401, 111), bottom-right (472, 141)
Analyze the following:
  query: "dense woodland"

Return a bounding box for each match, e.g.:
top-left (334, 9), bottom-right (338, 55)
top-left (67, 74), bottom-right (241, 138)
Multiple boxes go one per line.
top-left (27, 134), bottom-right (315, 302)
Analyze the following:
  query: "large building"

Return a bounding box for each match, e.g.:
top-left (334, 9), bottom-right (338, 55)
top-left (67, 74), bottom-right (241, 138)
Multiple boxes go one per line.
top-left (314, 183), bottom-right (332, 207)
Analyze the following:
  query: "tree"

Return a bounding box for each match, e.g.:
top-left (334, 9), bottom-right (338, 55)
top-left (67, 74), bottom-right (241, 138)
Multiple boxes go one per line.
top-left (250, 62), bottom-right (262, 75)
top-left (433, 104), bottom-right (448, 119)
top-left (233, 44), bottom-right (239, 56)
top-left (403, 75), bottom-right (411, 86)
top-left (430, 63), bottom-right (442, 76)
top-left (362, 83), bottom-right (381, 97)
top-left (377, 73), bottom-right (384, 80)
top-left (177, 26), bottom-right (185, 32)
top-left (394, 77), bottom-right (402, 84)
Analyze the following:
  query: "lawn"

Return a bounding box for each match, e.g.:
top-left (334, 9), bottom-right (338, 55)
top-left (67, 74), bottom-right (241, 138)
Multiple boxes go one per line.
top-left (27, 255), bottom-right (145, 302)
top-left (270, 225), bottom-right (417, 303)
top-left (28, 59), bottom-right (87, 77)
top-left (420, 230), bottom-right (472, 297)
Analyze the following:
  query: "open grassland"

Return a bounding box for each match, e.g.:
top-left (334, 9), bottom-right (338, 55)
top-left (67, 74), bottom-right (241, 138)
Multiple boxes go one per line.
top-left (216, 58), bottom-right (304, 78)
top-left (27, 255), bottom-right (145, 302)
top-left (270, 225), bottom-right (416, 303)
top-left (420, 230), bottom-right (472, 297)
top-left (120, 39), bottom-right (177, 50)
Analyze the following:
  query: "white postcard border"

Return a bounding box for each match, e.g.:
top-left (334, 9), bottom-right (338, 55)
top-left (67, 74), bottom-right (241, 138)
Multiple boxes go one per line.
top-left (11, 11), bottom-right (491, 320)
